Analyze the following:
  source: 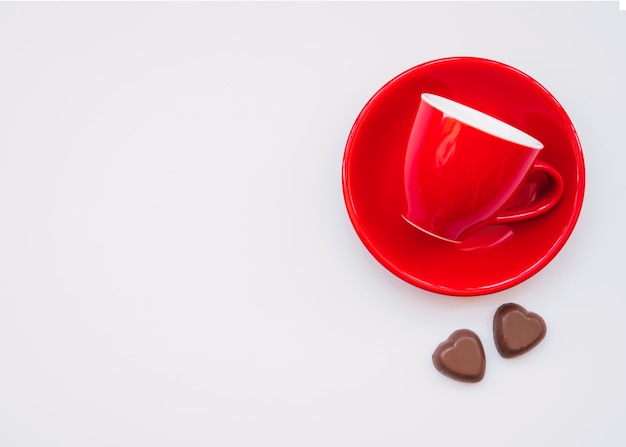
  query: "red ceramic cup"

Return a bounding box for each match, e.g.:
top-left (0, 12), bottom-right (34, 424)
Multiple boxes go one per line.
top-left (403, 93), bottom-right (564, 243)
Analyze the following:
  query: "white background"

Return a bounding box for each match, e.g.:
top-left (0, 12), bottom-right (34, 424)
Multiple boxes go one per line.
top-left (0, 2), bottom-right (625, 446)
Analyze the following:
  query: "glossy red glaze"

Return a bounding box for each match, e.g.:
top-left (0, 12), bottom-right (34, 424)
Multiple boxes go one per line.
top-left (342, 57), bottom-right (585, 296)
top-left (403, 94), bottom-right (563, 242)
top-left (493, 161), bottom-right (563, 224)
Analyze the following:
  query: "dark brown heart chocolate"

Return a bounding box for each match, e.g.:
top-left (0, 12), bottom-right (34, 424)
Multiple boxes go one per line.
top-left (493, 303), bottom-right (546, 358)
top-left (432, 329), bottom-right (486, 383)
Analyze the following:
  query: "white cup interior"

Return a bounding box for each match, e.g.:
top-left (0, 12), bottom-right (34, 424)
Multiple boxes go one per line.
top-left (421, 93), bottom-right (544, 150)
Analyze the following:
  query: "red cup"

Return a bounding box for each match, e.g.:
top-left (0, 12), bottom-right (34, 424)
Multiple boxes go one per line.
top-left (403, 93), bottom-right (564, 243)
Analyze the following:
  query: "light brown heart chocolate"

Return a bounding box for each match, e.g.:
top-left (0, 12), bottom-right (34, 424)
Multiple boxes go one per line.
top-left (493, 303), bottom-right (546, 358)
top-left (432, 329), bottom-right (485, 383)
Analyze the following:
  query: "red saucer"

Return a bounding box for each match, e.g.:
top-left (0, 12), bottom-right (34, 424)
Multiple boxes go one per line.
top-left (342, 57), bottom-right (585, 296)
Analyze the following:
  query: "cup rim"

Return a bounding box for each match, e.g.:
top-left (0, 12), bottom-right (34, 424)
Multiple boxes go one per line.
top-left (421, 93), bottom-right (544, 150)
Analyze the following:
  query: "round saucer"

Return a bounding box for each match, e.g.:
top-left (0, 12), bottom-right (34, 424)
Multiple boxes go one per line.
top-left (342, 57), bottom-right (585, 296)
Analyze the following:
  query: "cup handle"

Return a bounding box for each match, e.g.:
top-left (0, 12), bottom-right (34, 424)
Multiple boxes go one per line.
top-left (494, 161), bottom-right (564, 224)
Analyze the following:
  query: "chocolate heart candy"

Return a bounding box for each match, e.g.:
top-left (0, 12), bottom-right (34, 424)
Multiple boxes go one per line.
top-left (493, 303), bottom-right (546, 358)
top-left (432, 329), bottom-right (486, 383)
